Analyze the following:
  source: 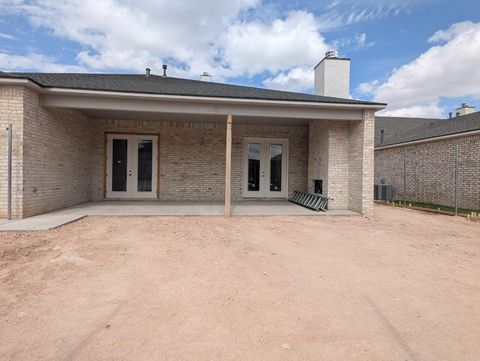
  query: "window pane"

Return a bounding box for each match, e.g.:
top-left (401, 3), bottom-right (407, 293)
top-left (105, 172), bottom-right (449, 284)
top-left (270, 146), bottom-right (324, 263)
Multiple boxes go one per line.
top-left (137, 140), bottom-right (153, 192)
top-left (112, 139), bottom-right (128, 192)
top-left (248, 143), bottom-right (260, 191)
top-left (270, 144), bottom-right (282, 192)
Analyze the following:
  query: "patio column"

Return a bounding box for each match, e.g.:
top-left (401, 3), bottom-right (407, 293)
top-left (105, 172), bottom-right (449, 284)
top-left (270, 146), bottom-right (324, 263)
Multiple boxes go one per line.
top-left (225, 114), bottom-right (233, 217)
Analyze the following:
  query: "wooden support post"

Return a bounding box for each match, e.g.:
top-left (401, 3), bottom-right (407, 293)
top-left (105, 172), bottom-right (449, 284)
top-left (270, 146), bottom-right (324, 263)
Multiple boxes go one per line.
top-left (225, 114), bottom-right (233, 217)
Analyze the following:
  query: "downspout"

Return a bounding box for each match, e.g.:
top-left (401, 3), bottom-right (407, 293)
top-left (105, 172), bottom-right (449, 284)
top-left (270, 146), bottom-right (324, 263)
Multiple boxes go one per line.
top-left (6, 124), bottom-right (12, 220)
top-left (454, 144), bottom-right (459, 216)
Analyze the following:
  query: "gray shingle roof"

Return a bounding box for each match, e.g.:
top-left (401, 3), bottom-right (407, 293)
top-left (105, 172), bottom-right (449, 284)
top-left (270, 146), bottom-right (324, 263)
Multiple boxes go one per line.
top-left (375, 116), bottom-right (446, 146)
top-left (0, 72), bottom-right (384, 106)
top-left (375, 112), bottom-right (480, 147)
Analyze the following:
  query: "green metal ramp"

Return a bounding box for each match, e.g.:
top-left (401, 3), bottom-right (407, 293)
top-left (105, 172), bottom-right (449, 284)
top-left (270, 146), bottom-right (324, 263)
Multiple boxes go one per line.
top-left (289, 191), bottom-right (329, 212)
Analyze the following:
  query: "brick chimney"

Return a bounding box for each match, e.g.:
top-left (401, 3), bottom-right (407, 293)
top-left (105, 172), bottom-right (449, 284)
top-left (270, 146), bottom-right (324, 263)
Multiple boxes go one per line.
top-left (455, 103), bottom-right (476, 117)
top-left (314, 51), bottom-right (350, 99)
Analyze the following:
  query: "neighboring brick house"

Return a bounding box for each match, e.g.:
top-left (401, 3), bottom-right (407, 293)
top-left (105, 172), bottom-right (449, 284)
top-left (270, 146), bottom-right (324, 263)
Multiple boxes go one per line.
top-left (375, 109), bottom-right (480, 210)
top-left (0, 53), bottom-right (385, 219)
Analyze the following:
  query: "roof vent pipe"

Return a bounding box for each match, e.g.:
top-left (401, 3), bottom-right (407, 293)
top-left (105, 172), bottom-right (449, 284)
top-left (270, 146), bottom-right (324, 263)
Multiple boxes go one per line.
top-left (200, 72), bottom-right (212, 82)
top-left (145, 68), bottom-right (151, 77)
top-left (162, 64), bottom-right (167, 77)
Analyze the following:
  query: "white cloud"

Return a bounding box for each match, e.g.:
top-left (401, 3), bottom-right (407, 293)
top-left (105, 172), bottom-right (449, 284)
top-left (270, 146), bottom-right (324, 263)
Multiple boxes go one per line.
top-left (355, 33), bottom-right (375, 49)
top-left (333, 32), bottom-right (375, 51)
top-left (356, 79), bottom-right (378, 94)
top-left (317, 2), bottom-right (407, 30)
top-left (1, 0), bottom-right (260, 77)
top-left (220, 10), bottom-right (330, 75)
top-left (0, 51), bottom-right (85, 72)
top-left (428, 21), bottom-right (476, 43)
top-left (358, 21), bottom-right (480, 117)
top-left (0, 1), bottom-right (336, 91)
top-left (380, 104), bottom-right (446, 118)
top-left (263, 66), bottom-right (314, 92)
top-left (0, 32), bottom-right (15, 40)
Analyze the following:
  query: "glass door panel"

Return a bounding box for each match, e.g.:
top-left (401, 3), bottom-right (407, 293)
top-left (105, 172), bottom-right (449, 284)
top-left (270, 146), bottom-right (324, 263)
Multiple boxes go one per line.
top-left (247, 143), bottom-right (261, 192)
top-left (137, 140), bottom-right (153, 192)
top-left (106, 134), bottom-right (131, 198)
top-left (112, 139), bottom-right (128, 192)
top-left (131, 135), bottom-right (157, 199)
top-left (269, 144), bottom-right (283, 192)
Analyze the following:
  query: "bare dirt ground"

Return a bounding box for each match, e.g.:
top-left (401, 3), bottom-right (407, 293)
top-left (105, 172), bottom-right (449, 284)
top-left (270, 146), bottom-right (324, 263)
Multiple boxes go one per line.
top-left (0, 204), bottom-right (479, 361)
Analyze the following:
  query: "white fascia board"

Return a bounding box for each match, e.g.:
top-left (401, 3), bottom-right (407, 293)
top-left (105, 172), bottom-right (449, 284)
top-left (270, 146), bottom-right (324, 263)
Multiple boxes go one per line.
top-left (0, 78), bottom-right (43, 91)
top-left (42, 87), bottom-right (385, 111)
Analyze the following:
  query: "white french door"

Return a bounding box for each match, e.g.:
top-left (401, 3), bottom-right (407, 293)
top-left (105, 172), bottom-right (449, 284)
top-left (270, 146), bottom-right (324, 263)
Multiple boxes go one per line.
top-left (106, 134), bottom-right (158, 199)
top-left (243, 138), bottom-right (288, 198)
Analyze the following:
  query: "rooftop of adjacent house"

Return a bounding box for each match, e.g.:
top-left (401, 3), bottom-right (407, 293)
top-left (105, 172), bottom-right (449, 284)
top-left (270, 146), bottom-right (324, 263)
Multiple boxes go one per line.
top-left (0, 71), bottom-right (384, 106)
top-left (375, 111), bottom-right (480, 147)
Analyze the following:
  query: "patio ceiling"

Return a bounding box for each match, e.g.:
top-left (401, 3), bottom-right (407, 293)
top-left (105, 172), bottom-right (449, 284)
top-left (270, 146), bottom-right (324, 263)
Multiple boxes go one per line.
top-left (78, 109), bottom-right (318, 126)
top-left (37, 87), bottom-right (382, 122)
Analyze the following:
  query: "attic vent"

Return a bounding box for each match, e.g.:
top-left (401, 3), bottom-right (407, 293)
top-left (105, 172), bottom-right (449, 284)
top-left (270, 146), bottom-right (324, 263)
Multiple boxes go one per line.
top-left (162, 64), bottom-right (167, 77)
top-left (145, 68), bottom-right (151, 77)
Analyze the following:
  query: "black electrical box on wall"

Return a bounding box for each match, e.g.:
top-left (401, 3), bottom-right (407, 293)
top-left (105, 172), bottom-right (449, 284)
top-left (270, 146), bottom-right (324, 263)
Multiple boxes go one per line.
top-left (314, 179), bottom-right (323, 194)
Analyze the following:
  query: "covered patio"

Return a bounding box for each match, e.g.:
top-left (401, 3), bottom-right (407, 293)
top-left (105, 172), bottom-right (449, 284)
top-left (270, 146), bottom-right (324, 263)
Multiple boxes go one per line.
top-left (1, 73), bottom-right (381, 220)
top-left (0, 200), bottom-right (357, 231)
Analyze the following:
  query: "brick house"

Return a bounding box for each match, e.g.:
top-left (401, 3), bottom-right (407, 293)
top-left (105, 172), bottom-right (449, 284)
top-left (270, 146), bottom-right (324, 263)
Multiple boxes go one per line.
top-left (375, 108), bottom-right (480, 210)
top-left (0, 53), bottom-right (385, 219)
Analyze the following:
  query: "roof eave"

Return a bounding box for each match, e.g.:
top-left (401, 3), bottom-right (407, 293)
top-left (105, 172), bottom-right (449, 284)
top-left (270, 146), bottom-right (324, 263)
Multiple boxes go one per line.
top-left (375, 128), bottom-right (480, 149)
top-left (0, 76), bottom-right (386, 111)
top-left (0, 77), bottom-right (43, 91)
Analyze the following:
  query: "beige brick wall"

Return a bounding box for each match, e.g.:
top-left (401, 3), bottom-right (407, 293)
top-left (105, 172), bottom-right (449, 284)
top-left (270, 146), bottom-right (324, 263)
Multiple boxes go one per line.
top-left (375, 134), bottom-right (480, 210)
top-left (308, 120), bottom-right (329, 194)
top-left (348, 111), bottom-right (375, 215)
top-left (1, 85), bottom-right (93, 218)
top-left (232, 123), bottom-right (308, 200)
top-left (327, 121), bottom-right (350, 209)
top-left (92, 119), bottom-right (225, 201)
top-left (0, 85), bottom-right (24, 218)
top-left (21, 88), bottom-right (93, 217)
top-left (308, 113), bottom-right (374, 215)
top-left (92, 119), bottom-right (308, 201)
top-left (308, 120), bottom-right (350, 210)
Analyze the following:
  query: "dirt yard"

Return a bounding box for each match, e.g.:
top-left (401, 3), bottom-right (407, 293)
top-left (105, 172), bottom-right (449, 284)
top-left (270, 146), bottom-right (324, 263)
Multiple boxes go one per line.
top-left (0, 204), bottom-right (479, 361)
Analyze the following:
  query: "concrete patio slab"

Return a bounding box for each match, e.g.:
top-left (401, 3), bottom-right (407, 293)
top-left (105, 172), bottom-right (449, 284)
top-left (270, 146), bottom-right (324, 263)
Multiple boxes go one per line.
top-left (0, 200), bottom-right (358, 231)
top-left (232, 201), bottom-right (357, 216)
top-left (0, 210), bottom-right (87, 232)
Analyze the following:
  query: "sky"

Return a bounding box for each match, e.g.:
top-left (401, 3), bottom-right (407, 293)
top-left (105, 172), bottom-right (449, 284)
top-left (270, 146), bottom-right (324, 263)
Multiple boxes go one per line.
top-left (0, 0), bottom-right (479, 118)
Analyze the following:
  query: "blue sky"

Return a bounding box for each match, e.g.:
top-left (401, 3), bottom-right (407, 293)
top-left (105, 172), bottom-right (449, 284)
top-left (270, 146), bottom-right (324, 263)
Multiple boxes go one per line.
top-left (0, 0), bottom-right (479, 117)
